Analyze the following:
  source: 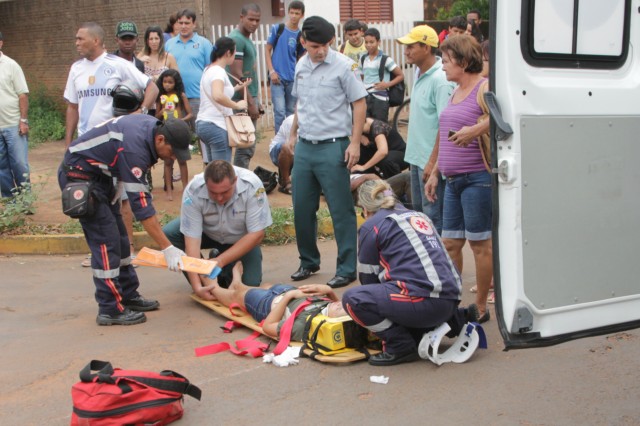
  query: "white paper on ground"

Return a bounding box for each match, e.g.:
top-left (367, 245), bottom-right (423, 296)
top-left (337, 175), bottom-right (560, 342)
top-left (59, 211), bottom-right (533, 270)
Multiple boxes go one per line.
top-left (370, 375), bottom-right (389, 384)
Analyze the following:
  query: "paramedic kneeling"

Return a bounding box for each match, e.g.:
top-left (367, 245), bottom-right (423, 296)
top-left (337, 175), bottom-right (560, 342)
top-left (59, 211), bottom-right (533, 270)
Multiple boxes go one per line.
top-left (58, 115), bottom-right (191, 326)
top-left (342, 179), bottom-right (472, 366)
top-left (163, 160), bottom-right (272, 296)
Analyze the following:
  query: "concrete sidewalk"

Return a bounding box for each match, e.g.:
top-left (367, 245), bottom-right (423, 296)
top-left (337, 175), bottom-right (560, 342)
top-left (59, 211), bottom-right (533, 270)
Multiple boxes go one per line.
top-left (1, 241), bottom-right (638, 425)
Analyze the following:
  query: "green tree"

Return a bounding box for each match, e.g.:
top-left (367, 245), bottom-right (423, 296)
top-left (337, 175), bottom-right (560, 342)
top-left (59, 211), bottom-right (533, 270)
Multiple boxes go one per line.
top-left (437, 0), bottom-right (490, 21)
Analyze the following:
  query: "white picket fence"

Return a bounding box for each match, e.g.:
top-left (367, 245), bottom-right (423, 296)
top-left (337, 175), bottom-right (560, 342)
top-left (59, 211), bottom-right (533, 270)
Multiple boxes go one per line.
top-left (211, 21), bottom-right (416, 129)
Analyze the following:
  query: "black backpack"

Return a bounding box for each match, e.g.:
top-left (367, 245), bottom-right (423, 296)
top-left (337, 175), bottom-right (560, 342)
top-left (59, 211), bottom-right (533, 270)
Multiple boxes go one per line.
top-left (253, 166), bottom-right (278, 194)
top-left (360, 54), bottom-right (406, 107)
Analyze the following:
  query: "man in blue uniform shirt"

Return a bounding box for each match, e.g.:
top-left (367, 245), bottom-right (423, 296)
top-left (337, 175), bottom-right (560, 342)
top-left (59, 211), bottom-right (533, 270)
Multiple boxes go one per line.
top-left (59, 115), bottom-right (191, 326)
top-left (284, 16), bottom-right (367, 288)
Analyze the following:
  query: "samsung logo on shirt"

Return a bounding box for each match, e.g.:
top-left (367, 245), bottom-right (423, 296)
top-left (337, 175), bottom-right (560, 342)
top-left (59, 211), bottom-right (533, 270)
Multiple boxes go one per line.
top-left (77, 88), bottom-right (113, 99)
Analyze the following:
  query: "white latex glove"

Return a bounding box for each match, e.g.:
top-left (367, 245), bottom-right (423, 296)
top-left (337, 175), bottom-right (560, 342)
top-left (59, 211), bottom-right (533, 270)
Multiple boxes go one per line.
top-left (162, 245), bottom-right (186, 272)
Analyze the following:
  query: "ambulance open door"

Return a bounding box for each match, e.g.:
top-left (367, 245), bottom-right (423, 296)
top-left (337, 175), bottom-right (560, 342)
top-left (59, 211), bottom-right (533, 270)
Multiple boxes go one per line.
top-left (489, 0), bottom-right (640, 349)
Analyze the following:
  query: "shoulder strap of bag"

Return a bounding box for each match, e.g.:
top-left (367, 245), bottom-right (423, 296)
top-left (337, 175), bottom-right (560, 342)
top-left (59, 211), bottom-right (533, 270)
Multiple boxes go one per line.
top-left (80, 360), bottom-right (115, 384)
top-left (378, 55), bottom-right (388, 82)
top-left (477, 79), bottom-right (489, 115)
top-left (224, 72), bottom-right (248, 111)
top-left (125, 372), bottom-right (202, 400)
top-left (272, 23), bottom-right (285, 49)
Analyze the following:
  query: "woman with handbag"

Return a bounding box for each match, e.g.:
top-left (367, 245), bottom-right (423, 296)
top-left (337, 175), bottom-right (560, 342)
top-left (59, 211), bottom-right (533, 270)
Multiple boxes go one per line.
top-left (197, 37), bottom-right (250, 163)
top-left (424, 35), bottom-right (492, 323)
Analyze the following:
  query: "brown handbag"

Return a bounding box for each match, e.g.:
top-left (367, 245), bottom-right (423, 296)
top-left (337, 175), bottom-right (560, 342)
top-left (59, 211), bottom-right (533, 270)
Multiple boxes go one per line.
top-left (476, 80), bottom-right (491, 172)
top-left (225, 74), bottom-right (256, 149)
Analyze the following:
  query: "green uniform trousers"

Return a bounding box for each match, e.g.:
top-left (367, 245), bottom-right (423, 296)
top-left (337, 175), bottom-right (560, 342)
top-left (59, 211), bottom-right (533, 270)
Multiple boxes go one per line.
top-left (292, 137), bottom-right (357, 278)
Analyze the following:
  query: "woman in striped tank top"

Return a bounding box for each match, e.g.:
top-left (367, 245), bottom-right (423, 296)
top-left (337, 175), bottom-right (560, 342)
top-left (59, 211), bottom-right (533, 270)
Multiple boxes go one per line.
top-left (137, 26), bottom-right (178, 83)
top-left (425, 35), bottom-right (492, 322)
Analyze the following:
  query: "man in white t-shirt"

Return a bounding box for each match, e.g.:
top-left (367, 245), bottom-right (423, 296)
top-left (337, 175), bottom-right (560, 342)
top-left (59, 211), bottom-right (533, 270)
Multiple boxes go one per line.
top-left (268, 114), bottom-right (294, 194)
top-left (64, 22), bottom-right (158, 147)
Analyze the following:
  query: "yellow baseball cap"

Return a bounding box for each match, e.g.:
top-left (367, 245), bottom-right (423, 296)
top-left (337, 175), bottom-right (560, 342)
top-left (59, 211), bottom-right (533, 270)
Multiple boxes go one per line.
top-left (397, 25), bottom-right (439, 48)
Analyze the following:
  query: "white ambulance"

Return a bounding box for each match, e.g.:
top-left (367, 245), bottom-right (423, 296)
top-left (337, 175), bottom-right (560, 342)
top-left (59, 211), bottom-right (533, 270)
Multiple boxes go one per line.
top-left (490, 0), bottom-right (640, 348)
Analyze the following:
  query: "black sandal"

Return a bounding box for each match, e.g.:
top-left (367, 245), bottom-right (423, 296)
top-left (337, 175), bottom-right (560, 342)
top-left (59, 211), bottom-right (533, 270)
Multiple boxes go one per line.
top-left (278, 184), bottom-right (292, 195)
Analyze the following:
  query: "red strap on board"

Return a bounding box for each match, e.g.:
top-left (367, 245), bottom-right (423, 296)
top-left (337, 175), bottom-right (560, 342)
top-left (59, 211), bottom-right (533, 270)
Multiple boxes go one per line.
top-left (272, 299), bottom-right (313, 355)
top-left (195, 330), bottom-right (268, 358)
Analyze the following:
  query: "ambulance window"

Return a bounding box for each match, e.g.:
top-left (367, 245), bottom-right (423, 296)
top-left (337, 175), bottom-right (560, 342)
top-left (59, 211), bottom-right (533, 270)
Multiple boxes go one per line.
top-left (522, 0), bottom-right (630, 69)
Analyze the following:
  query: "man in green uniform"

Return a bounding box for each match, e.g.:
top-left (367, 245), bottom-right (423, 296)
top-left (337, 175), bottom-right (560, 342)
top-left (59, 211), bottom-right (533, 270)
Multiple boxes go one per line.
top-left (284, 16), bottom-right (367, 289)
top-left (228, 3), bottom-right (261, 169)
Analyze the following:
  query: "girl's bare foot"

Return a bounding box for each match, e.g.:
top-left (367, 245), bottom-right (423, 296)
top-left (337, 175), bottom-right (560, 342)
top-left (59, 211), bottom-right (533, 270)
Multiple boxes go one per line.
top-left (230, 262), bottom-right (244, 288)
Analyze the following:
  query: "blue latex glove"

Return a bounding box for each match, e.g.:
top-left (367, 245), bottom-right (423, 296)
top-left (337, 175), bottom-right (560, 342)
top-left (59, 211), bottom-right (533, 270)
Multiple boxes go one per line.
top-left (208, 265), bottom-right (222, 279)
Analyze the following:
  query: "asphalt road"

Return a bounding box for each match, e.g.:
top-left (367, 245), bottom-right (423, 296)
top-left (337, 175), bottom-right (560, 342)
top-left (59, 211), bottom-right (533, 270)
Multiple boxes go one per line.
top-left (1, 241), bottom-right (638, 425)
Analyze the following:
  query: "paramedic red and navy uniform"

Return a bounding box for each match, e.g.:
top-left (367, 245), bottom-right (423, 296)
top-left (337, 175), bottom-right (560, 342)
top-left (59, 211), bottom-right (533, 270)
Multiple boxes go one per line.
top-left (58, 114), bottom-right (190, 325)
top-left (342, 204), bottom-right (464, 365)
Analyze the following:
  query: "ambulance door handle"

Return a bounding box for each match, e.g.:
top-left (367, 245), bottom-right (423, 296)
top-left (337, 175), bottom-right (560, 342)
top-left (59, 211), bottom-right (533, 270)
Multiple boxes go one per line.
top-left (484, 91), bottom-right (513, 141)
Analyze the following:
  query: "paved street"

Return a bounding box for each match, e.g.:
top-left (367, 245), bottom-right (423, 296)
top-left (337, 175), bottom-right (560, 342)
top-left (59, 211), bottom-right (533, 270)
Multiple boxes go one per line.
top-left (1, 241), bottom-right (638, 425)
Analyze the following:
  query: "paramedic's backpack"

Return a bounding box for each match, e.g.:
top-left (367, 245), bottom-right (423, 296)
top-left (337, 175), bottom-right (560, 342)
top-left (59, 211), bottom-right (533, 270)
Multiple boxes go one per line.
top-left (71, 360), bottom-right (201, 425)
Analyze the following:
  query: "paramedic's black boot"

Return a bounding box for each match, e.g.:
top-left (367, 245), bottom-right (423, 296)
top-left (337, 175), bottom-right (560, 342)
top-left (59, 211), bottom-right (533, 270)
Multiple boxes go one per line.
top-left (96, 308), bottom-right (147, 326)
top-left (123, 295), bottom-right (159, 312)
top-left (368, 350), bottom-right (419, 366)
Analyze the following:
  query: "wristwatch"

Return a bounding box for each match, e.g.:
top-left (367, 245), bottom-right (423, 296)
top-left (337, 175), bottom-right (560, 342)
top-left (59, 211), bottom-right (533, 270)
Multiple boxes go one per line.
top-left (140, 106), bottom-right (148, 115)
top-left (20, 118), bottom-right (29, 124)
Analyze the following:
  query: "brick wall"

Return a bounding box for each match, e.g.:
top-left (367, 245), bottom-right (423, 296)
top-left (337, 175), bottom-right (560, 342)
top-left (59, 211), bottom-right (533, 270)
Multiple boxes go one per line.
top-left (0, 0), bottom-right (202, 102)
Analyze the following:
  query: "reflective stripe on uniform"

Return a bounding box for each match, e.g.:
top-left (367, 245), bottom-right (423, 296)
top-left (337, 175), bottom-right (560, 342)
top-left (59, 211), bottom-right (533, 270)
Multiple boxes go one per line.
top-left (366, 318), bottom-right (393, 333)
top-left (120, 256), bottom-right (131, 267)
top-left (358, 262), bottom-right (380, 275)
top-left (68, 131), bottom-right (124, 153)
top-left (389, 213), bottom-right (444, 298)
top-left (123, 182), bottom-right (147, 193)
top-left (93, 267), bottom-right (120, 279)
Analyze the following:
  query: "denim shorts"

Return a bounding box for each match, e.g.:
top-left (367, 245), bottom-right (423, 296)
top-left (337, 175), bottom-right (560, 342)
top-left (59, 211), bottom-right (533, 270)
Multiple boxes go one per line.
top-left (442, 170), bottom-right (492, 241)
top-left (244, 284), bottom-right (296, 322)
top-left (269, 141), bottom-right (283, 167)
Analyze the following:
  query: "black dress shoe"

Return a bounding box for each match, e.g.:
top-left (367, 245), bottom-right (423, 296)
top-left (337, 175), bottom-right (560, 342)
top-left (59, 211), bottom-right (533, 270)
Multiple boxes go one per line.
top-left (326, 275), bottom-right (355, 289)
top-left (96, 308), bottom-right (147, 326)
top-left (123, 295), bottom-right (160, 312)
top-left (291, 265), bottom-right (319, 281)
top-left (368, 350), bottom-right (420, 366)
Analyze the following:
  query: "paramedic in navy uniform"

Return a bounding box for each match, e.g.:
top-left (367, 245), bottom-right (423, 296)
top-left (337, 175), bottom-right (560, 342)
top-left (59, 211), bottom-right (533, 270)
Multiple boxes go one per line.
top-left (342, 180), bottom-right (468, 366)
top-left (284, 16), bottom-right (367, 288)
top-left (59, 115), bottom-right (192, 326)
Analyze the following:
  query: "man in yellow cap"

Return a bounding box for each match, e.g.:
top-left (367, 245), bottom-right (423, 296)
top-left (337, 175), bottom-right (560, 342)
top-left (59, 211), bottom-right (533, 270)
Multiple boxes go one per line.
top-left (397, 25), bottom-right (454, 235)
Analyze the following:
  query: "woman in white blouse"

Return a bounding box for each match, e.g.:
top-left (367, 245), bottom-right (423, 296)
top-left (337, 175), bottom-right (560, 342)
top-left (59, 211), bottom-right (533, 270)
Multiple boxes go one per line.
top-left (196, 37), bottom-right (250, 163)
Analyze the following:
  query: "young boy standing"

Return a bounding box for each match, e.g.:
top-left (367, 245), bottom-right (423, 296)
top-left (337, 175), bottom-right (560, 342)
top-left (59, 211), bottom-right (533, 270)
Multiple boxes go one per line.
top-left (360, 28), bottom-right (404, 122)
top-left (265, 1), bottom-right (305, 133)
top-left (340, 19), bottom-right (367, 63)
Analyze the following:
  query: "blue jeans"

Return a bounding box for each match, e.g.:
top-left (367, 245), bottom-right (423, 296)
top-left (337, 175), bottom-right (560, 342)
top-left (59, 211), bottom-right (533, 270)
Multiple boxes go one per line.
top-left (0, 125), bottom-right (30, 198)
top-left (196, 121), bottom-right (231, 163)
top-left (244, 284), bottom-right (295, 322)
top-left (410, 164), bottom-right (445, 235)
top-left (271, 80), bottom-right (296, 134)
top-left (442, 171), bottom-right (492, 241)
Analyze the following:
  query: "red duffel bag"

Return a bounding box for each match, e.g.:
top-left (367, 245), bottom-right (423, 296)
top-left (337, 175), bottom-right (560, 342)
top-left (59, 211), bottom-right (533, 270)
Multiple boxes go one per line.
top-left (71, 360), bottom-right (202, 426)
